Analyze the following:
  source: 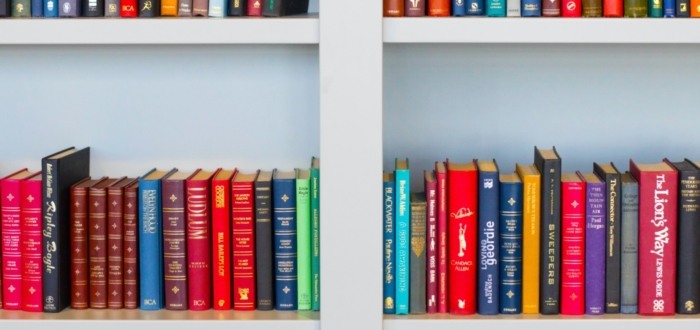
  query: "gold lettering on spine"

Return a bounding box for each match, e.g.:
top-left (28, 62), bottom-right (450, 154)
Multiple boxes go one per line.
top-left (187, 187), bottom-right (208, 240)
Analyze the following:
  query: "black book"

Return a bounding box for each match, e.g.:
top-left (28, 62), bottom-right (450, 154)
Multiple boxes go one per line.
top-left (409, 192), bottom-right (427, 314)
top-left (42, 147), bottom-right (90, 313)
top-left (138, 0), bottom-right (158, 16)
top-left (255, 170), bottom-right (275, 311)
top-left (593, 162), bottom-right (622, 314)
top-left (261, 0), bottom-right (308, 16)
top-left (677, 0), bottom-right (690, 16)
top-left (227, 0), bottom-right (246, 15)
top-left (670, 159), bottom-right (700, 314)
top-left (534, 146), bottom-right (561, 315)
top-left (82, 0), bottom-right (103, 16)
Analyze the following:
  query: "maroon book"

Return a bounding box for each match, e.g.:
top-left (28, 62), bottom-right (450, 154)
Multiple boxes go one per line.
top-left (123, 181), bottom-right (139, 309)
top-left (435, 162), bottom-right (448, 313)
top-left (543, 0), bottom-right (562, 16)
top-left (187, 170), bottom-right (217, 311)
top-left (425, 171), bottom-right (438, 313)
top-left (404, 0), bottom-right (425, 15)
top-left (70, 177), bottom-right (102, 310)
top-left (89, 178), bottom-right (119, 309)
top-left (107, 177), bottom-right (137, 309)
top-left (247, 0), bottom-right (261, 15)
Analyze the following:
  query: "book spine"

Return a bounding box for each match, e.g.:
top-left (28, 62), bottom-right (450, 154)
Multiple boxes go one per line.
top-left (42, 159), bottom-right (60, 312)
top-left (520, 173), bottom-right (540, 314)
top-left (562, 0), bottom-right (581, 15)
top-left (107, 186), bottom-right (124, 309)
top-left (675, 170), bottom-right (700, 314)
top-left (192, 0), bottom-right (207, 15)
top-left (395, 169), bottom-right (410, 314)
top-left (447, 167), bottom-right (477, 314)
top-left (620, 181), bottom-right (638, 314)
top-left (486, 0), bottom-right (506, 15)
top-left (232, 181), bottom-right (256, 311)
top-left (604, 0), bottom-right (623, 14)
top-left (21, 179), bottom-right (42, 312)
top-left (2, 179), bottom-right (23, 310)
top-left (539, 160), bottom-right (561, 314)
top-left (138, 0), bottom-right (158, 17)
top-left (310, 167), bottom-right (321, 311)
top-left (254, 179), bottom-right (274, 310)
top-left (105, 0), bottom-right (118, 15)
top-left (58, 0), bottom-right (79, 16)
top-left (11, 0), bottom-right (31, 16)
top-left (82, 0), bottom-right (104, 16)
top-left (560, 180), bottom-right (585, 315)
top-left (542, 0), bottom-right (560, 16)
top-left (273, 178), bottom-right (297, 310)
top-left (584, 182), bottom-right (605, 315)
top-left (478, 171), bottom-right (499, 315)
top-left (247, 0), bottom-right (260, 15)
top-left (521, 0), bottom-right (541, 14)
top-left (692, 0), bottom-right (699, 15)
top-left (624, 0), bottom-right (647, 15)
top-left (161, 180), bottom-right (188, 310)
top-left (409, 195), bottom-right (427, 314)
top-left (452, 0), bottom-right (466, 15)
top-left (383, 179), bottom-right (396, 314)
top-left (212, 179), bottom-right (231, 310)
top-left (436, 168), bottom-right (448, 313)
top-left (70, 186), bottom-right (89, 310)
top-left (88, 187), bottom-right (108, 309)
top-left (428, 0), bottom-right (449, 15)
top-left (123, 186), bottom-right (139, 309)
top-left (603, 173), bottom-right (622, 314)
top-left (161, 0), bottom-right (177, 15)
top-left (208, 0), bottom-right (224, 16)
top-left (649, 0), bottom-right (663, 15)
top-left (31, 0), bottom-right (42, 16)
top-left (139, 180), bottom-right (164, 310)
top-left (296, 177), bottom-right (311, 311)
top-left (405, 0), bottom-right (426, 16)
top-left (120, 0), bottom-right (136, 15)
top-left (582, 0), bottom-right (601, 15)
top-left (384, 0), bottom-right (404, 15)
top-left (227, 0), bottom-right (243, 15)
top-left (663, 0), bottom-right (675, 15)
top-left (425, 179), bottom-right (437, 314)
top-left (499, 180), bottom-right (522, 314)
top-left (177, 0), bottom-right (191, 15)
top-left (676, 0), bottom-right (688, 15)
top-left (186, 179), bottom-right (212, 311)
top-left (507, 0), bottom-right (521, 15)
top-left (467, 0), bottom-right (485, 14)
top-left (43, 0), bottom-right (57, 16)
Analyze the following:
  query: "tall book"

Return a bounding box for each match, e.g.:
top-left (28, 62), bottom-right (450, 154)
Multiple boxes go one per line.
top-left (507, 0), bottom-right (520, 15)
top-left (562, 0), bottom-right (581, 15)
top-left (212, 169), bottom-right (236, 310)
top-left (107, 177), bottom-right (136, 310)
top-left (11, 0), bottom-right (30, 16)
top-left (405, 0), bottom-right (425, 15)
top-left (560, 174), bottom-right (585, 315)
top-left (82, 0), bottom-right (104, 16)
top-left (593, 163), bottom-right (621, 314)
top-left (31, 0), bottom-right (41, 15)
top-left (233, 171), bottom-right (259, 311)
top-left (477, 160), bottom-right (499, 315)
top-left (669, 160), bottom-right (700, 314)
top-left (425, 171), bottom-right (438, 314)
top-left (161, 0), bottom-right (178, 15)
top-left (452, 0), bottom-right (466, 15)
top-left (676, 0), bottom-right (688, 16)
top-left (521, 0), bottom-right (541, 15)
top-left (542, 0), bottom-right (560, 16)
top-left (649, 0), bottom-right (663, 15)
top-left (409, 192), bottom-right (427, 314)
top-left (383, 173), bottom-right (396, 314)
top-left (187, 170), bottom-right (216, 311)
top-left (394, 159), bottom-right (410, 315)
top-left (446, 159), bottom-right (478, 315)
top-left (534, 146), bottom-right (561, 315)
top-left (467, 0), bottom-right (485, 15)
top-left (499, 173), bottom-right (522, 314)
top-left (255, 171), bottom-right (275, 310)
top-left (261, 0), bottom-right (308, 16)
top-left (486, 0), bottom-right (506, 16)
top-left (123, 181), bottom-right (139, 309)
top-left (310, 158), bottom-right (320, 311)
top-left (296, 169), bottom-right (311, 311)
top-left (272, 170), bottom-right (297, 310)
top-left (435, 162), bottom-right (448, 314)
top-left (70, 177), bottom-right (102, 310)
top-left (208, 0), bottom-right (225, 16)
top-left (582, 0), bottom-right (602, 15)
top-left (120, 0), bottom-right (136, 16)
top-left (89, 178), bottom-right (120, 309)
top-left (663, 0), bottom-right (675, 15)
top-left (139, 168), bottom-right (176, 310)
top-left (620, 172), bottom-right (638, 314)
top-left (624, 0), bottom-right (647, 15)
top-left (192, 0), bottom-right (207, 15)
top-left (428, 0), bottom-right (449, 15)
top-left (604, 0), bottom-right (623, 15)
top-left (247, 0), bottom-right (261, 15)
top-left (21, 172), bottom-right (43, 312)
top-left (515, 164), bottom-right (540, 314)
top-left (227, 0), bottom-right (243, 14)
top-left (178, 0), bottom-right (191, 15)
top-left (578, 172), bottom-right (605, 315)
top-left (630, 160), bottom-right (677, 315)
top-left (105, 0), bottom-right (118, 15)
top-left (42, 147), bottom-right (90, 313)
top-left (384, 0), bottom-right (404, 16)
top-left (138, 0), bottom-right (158, 17)
top-left (162, 170), bottom-right (197, 310)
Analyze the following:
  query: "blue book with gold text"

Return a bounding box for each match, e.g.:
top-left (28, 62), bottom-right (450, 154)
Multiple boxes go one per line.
top-left (273, 170), bottom-right (298, 310)
top-left (499, 173), bottom-right (523, 314)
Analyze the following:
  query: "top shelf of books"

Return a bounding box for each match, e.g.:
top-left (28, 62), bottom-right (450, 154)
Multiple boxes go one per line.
top-left (0, 14), bottom-right (319, 44)
top-left (384, 17), bottom-right (700, 43)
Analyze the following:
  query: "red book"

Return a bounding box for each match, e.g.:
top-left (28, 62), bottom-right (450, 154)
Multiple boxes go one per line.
top-left (232, 171), bottom-right (259, 311)
top-left (247, 0), bottom-right (261, 15)
top-left (562, 0), bottom-right (582, 15)
top-left (1, 169), bottom-right (36, 310)
top-left (630, 160), bottom-right (678, 316)
top-left (435, 162), bottom-right (448, 314)
top-left (120, 0), bottom-right (137, 16)
top-left (560, 174), bottom-right (586, 315)
top-left (211, 169), bottom-right (236, 310)
top-left (187, 170), bottom-right (217, 311)
top-left (603, 0), bottom-right (622, 15)
top-left (446, 160), bottom-right (478, 315)
top-left (20, 173), bottom-right (43, 312)
top-left (425, 171), bottom-right (438, 314)
top-left (123, 181), bottom-right (139, 309)
top-left (89, 178), bottom-right (120, 309)
top-left (70, 177), bottom-right (99, 310)
top-left (107, 178), bottom-right (137, 309)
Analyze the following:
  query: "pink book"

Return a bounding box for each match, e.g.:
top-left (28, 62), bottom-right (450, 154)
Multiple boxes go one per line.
top-left (21, 173), bottom-right (43, 312)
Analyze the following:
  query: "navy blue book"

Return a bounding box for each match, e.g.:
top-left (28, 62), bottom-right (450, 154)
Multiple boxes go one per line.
top-left (499, 173), bottom-right (523, 314)
top-left (383, 173), bottom-right (396, 314)
top-left (477, 160), bottom-right (499, 315)
top-left (664, 0), bottom-right (675, 16)
top-left (138, 168), bottom-right (176, 310)
top-left (43, 0), bottom-right (56, 15)
top-left (453, 0), bottom-right (466, 15)
top-left (273, 170), bottom-right (298, 310)
top-left (521, 0), bottom-right (541, 15)
top-left (466, 0), bottom-right (485, 14)
top-left (31, 0), bottom-right (42, 15)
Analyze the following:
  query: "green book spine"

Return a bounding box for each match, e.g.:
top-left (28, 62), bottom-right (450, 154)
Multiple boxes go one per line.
top-left (296, 170), bottom-right (312, 310)
top-left (624, 0), bottom-right (648, 16)
top-left (648, 0), bottom-right (662, 15)
top-left (310, 158), bottom-right (321, 311)
top-left (11, 0), bottom-right (30, 16)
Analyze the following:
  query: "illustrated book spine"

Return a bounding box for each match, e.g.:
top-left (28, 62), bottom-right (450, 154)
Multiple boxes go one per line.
top-left (105, 0), bottom-right (118, 15)
top-left (138, 0), bottom-right (159, 17)
top-left (11, 0), bottom-right (31, 17)
top-left (562, 0), bottom-right (581, 15)
top-left (649, 0), bottom-right (663, 16)
top-left (676, 0), bottom-right (688, 15)
top-left (467, 0), bottom-right (485, 15)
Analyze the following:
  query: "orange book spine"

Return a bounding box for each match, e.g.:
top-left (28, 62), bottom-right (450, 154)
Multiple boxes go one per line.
top-left (692, 0), bottom-right (700, 15)
top-left (428, 0), bottom-right (450, 15)
top-left (384, 0), bottom-right (405, 16)
top-left (161, 0), bottom-right (179, 15)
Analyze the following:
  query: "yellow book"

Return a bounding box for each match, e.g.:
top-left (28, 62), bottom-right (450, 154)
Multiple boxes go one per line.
top-left (161, 0), bottom-right (179, 16)
top-left (516, 163), bottom-right (540, 314)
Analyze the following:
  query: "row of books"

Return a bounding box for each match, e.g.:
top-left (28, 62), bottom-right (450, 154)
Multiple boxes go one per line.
top-left (0, 0), bottom-right (307, 17)
top-left (384, 0), bottom-right (700, 17)
top-left (383, 147), bottom-right (697, 316)
top-left (0, 147), bottom-right (321, 312)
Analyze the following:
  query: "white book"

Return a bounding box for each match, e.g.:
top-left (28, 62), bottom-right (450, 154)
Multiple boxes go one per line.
top-left (507, 0), bottom-right (521, 15)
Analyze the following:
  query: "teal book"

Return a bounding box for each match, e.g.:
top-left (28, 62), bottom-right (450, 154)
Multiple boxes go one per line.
top-left (649, 0), bottom-right (662, 15)
top-left (310, 157), bottom-right (321, 311)
top-left (296, 169), bottom-right (312, 310)
top-left (486, 0), bottom-right (506, 15)
top-left (207, 0), bottom-right (226, 16)
top-left (395, 158), bottom-right (410, 315)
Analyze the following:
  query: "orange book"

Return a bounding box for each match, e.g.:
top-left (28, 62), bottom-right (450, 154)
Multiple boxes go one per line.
top-left (161, 0), bottom-right (179, 15)
top-left (516, 164), bottom-right (541, 314)
top-left (692, 0), bottom-right (700, 16)
top-left (384, 0), bottom-right (404, 16)
top-left (428, 0), bottom-right (450, 15)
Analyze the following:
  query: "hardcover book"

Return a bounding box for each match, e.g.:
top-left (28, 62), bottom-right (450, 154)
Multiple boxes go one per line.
top-left (123, 181), bottom-right (139, 309)
top-left (43, 0), bottom-right (56, 15)
top-left (452, 0), bottom-right (466, 15)
top-left (233, 171), bottom-right (259, 311)
top-left (409, 192), bottom-right (427, 314)
top-left (534, 147), bottom-right (561, 315)
top-left (11, 0), bottom-right (30, 16)
top-left (138, 0), bottom-right (159, 17)
top-left (630, 160), bottom-right (677, 315)
top-left (161, 0), bottom-right (177, 15)
top-left (192, 0), bottom-right (207, 15)
top-left (70, 177), bottom-right (102, 310)
top-left (208, 0), bottom-right (225, 16)
top-left (273, 170), bottom-right (298, 310)
top-left (42, 147), bottom-right (91, 313)
top-left (384, 0), bottom-right (404, 16)
top-left (405, 0), bottom-right (425, 16)
top-left (425, 171), bottom-right (438, 314)
top-left (593, 163), bottom-right (621, 314)
top-left (562, 0), bottom-right (581, 15)
top-left (21, 173), bottom-right (43, 312)
top-left (262, 0), bottom-right (308, 16)
top-left (435, 162), bottom-right (448, 313)
top-left (296, 169), bottom-right (312, 311)
top-left (486, 0), bottom-right (506, 16)
top-left (624, 0), bottom-right (647, 15)
top-left (507, 0), bottom-right (520, 15)
top-left (649, 0), bottom-right (663, 15)
top-left (542, 0), bottom-right (560, 16)
top-left (515, 164), bottom-right (540, 314)
top-left (383, 173), bottom-right (396, 314)
top-left (692, 0), bottom-right (698, 15)
top-left (428, 0), bottom-right (449, 15)
top-left (187, 170), bottom-right (216, 311)
top-left (499, 173), bottom-right (522, 314)
top-left (177, 0), bottom-right (190, 15)
top-left (89, 178), bottom-right (120, 309)
top-left (255, 171), bottom-right (274, 310)
top-left (311, 158), bottom-right (321, 311)
top-left (227, 0), bottom-right (244, 14)
top-left (477, 160), bottom-right (499, 315)
top-left (105, 0), bottom-right (118, 15)
top-left (676, 0), bottom-right (688, 16)
top-left (620, 173), bottom-right (638, 314)
top-left (604, 0), bottom-right (623, 15)
top-left (31, 0), bottom-right (41, 15)
top-left (107, 177), bottom-right (136, 309)
top-left (467, 0), bottom-right (485, 15)
top-left (120, 0), bottom-right (136, 15)
top-left (582, 0), bottom-right (602, 15)
top-left (663, 0), bottom-right (675, 15)
top-left (212, 169), bottom-right (236, 310)
top-left (395, 159), bottom-right (410, 315)
top-left (82, 0), bottom-right (104, 16)
top-left (247, 0), bottom-right (261, 15)
top-left (521, 0), bottom-right (541, 15)
top-left (560, 174), bottom-right (585, 315)
top-left (0, 0), bottom-right (8, 14)
top-left (578, 172), bottom-right (605, 315)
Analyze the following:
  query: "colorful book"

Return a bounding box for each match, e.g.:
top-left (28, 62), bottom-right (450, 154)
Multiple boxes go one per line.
top-left (507, 0), bottom-right (521, 15)
top-left (435, 162), bottom-right (448, 314)
top-left (649, 0), bottom-right (663, 15)
top-left (89, 178), bottom-right (120, 309)
top-left (542, 0), bottom-right (560, 15)
top-left (247, 0), bottom-right (261, 15)
top-left (384, 0), bottom-right (404, 15)
top-left (296, 169), bottom-right (312, 311)
top-left (499, 173), bottom-right (522, 314)
top-left (467, 0), bottom-right (485, 14)
top-left (161, 0), bottom-right (178, 15)
top-left (20, 172), bottom-right (42, 312)
top-left (692, 0), bottom-right (699, 15)
top-left (395, 159), bottom-right (410, 315)
top-left (405, 0), bottom-right (426, 15)
top-left (187, 170), bottom-right (215, 311)
top-left (70, 177), bottom-right (101, 310)
top-left (123, 181), bottom-right (139, 309)
top-left (562, 0), bottom-right (581, 15)
top-left (604, 0), bottom-right (623, 14)
top-left (107, 177), bottom-right (136, 310)
top-left (560, 174), bottom-right (585, 315)
top-left (594, 163), bottom-right (621, 314)
top-left (663, 0), bottom-right (675, 15)
top-left (409, 192), bottom-right (427, 314)
top-left (233, 171), bottom-right (259, 311)
top-left (452, 0), bottom-right (466, 15)
top-left (212, 169), bottom-right (236, 310)
top-left (120, 0), bottom-right (136, 15)
top-left (310, 158), bottom-right (321, 311)
top-left (521, 0), bottom-right (541, 15)
top-left (620, 172), bottom-right (638, 314)
top-left (676, 0), bottom-right (688, 16)
top-left (428, 0), bottom-right (449, 14)
top-left (486, 0), bottom-right (506, 15)
top-left (515, 164), bottom-right (540, 314)
top-left (630, 160), bottom-right (677, 315)
top-left (582, 0), bottom-right (602, 15)
top-left (273, 170), bottom-right (298, 310)
top-left (11, 0), bottom-right (30, 16)
top-left (425, 171), bottom-right (438, 314)
top-left (578, 172), bottom-right (605, 315)
top-left (477, 160), bottom-right (499, 315)
top-left (624, 0), bottom-right (647, 15)
top-left (255, 171), bottom-right (274, 310)
top-left (383, 173), bottom-right (396, 314)
top-left (43, 0), bottom-right (57, 16)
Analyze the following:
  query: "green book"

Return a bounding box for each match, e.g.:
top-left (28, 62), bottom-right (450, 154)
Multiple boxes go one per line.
top-left (310, 157), bottom-right (321, 311)
top-left (648, 0), bottom-right (662, 15)
top-left (486, 0), bottom-right (506, 16)
top-left (11, 0), bottom-right (30, 17)
top-left (296, 168), bottom-right (312, 310)
top-left (624, 0), bottom-right (648, 17)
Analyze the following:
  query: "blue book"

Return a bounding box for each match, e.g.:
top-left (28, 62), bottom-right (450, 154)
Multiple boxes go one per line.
top-left (138, 168), bottom-right (176, 310)
top-left (394, 159), bottom-right (410, 315)
top-left (208, 0), bottom-right (226, 16)
top-left (521, 0), bottom-right (541, 15)
top-left (273, 170), bottom-right (298, 310)
top-left (43, 0), bottom-right (57, 16)
top-left (31, 0), bottom-right (42, 15)
top-left (499, 173), bottom-right (523, 314)
top-left (663, 0), bottom-right (675, 16)
top-left (477, 160), bottom-right (499, 315)
top-left (383, 173), bottom-right (396, 314)
top-left (466, 0), bottom-right (485, 14)
top-left (453, 0), bottom-right (467, 15)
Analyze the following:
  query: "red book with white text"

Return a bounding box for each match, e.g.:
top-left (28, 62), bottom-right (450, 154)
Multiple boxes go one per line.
top-left (232, 170), bottom-right (259, 310)
top-left (560, 174), bottom-right (586, 315)
top-left (435, 162), bottom-right (448, 314)
top-left (562, 0), bottom-right (582, 16)
top-left (20, 173), bottom-right (43, 312)
top-left (187, 170), bottom-right (217, 311)
top-left (446, 160), bottom-right (478, 315)
top-left (630, 160), bottom-right (678, 316)
top-left (212, 169), bottom-right (236, 310)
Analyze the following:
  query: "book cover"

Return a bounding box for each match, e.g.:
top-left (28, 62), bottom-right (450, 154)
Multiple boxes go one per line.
top-left (560, 174), bottom-right (585, 315)
top-left (177, 0), bottom-right (190, 15)
top-left (123, 181), bottom-right (139, 309)
top-left (272, 170), bottom-right (298, 310)
top-left (187, 170), bottom-right (216, 311)
top-left (384, 0), bottom-right (404, 16)
top-left (409, 192), bottom-right (427, 314)
top-left (515, 164), bottom-right (540, 314)
top-left (604, 0), bottom-right (623, 14)
top-left (70, 177), bottom-right (101, 310)
top-left (43, 0), bottom-right (56, 15)
top-left (311, 158), bottom-right (321, 311)
top-left (562, 0), bottom-right (581, 15)
top-left (467, 0), bottom-right (485, 15)
top-left (105, 0), bottom-right (118, 15)
top-left (255, 171), bottom-right (274, 310)
top-left (21, 173), bottom-right (43, 312)
top-left (82, 0), bottom-right (104, 16)
top-left (247, 0), bottom-right (261, 15)
top-left (624, 0), bottom-right (647, 15)
top-left (593, 163), bottom-right (621, 314)
top-left (138, 0), bottom-right (159, 17)
top-left (447, 159), bottom-right (477, 315)
top-left (11, 0), bottom-right (30, 16)
top-left (452, 0), bottom-right (466, 15)
top-left (42, 147), bottom-right (91, 313)
top-left (578, 172), bottom-right (605, 315)
top-left (534, 147), bottom-right (561, 315)
top-left (107, 177), bottom-right (136, 310)
top-left (120, 0), bottom-right (135, 15)
top-left (394, 159), bottom-right (410, 315)
top-left (521, 0), bottom-right (541, 15)
top-left (296, 169), bottom-right (312, 311)
top-left (477, 160), bottom-right (499, 315)
top-left (649, 0), bottom-right (663, 15)
top-left (89, 178), bottom-right (120, 309)
top-left (663, 0), bottom-right (675, 15)
top-left (425, 171), bottom-right (438, 314)
top-left (499, 173), bottom-right (522, 314)
top-left (161, 0), bottom-right (177, 15)
top-left (542, 0), bottom-right (560, 15)
top-left (676, 0), bottom-right (688, 16)
top-left (208, 0), bottom-right (225, 16)
top-left (405, 0), bottom-right (425, 16)
top-left (192, 0), bottom-right (207, 15)
top-left (383, 173), bottom-right (396, 314)
top-left (630, 160), bottom-right (677, 316)
top-left (435, 162), bottom-right (448, 314)
top-left (486, 0), bottom-right (506, 15)
top-left (582, 0), bottom-right (602, 15)
top-left (620, 172), bottom-right (638, 314)
top-left (233, 171), bottom-right (259, 311)
top-left (31, 0), bottom-right (41, 16)
top-left (428, 0), bottom-right (449, 15)
top-left (212, 169), bottom-right (236, 310)
top-left (507, 0), bottom-right (521, 15)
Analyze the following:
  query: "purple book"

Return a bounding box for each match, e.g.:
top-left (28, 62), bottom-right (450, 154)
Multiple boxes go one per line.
top-left (580, 172), bottom-right (606, 315)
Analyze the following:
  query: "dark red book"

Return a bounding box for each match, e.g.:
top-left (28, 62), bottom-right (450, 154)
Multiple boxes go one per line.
top-left (212, 169), bottom-right (236, 310)
top-left (246, 0), bottom-right (260, 15)
top-left (232, 171), bottom-right (259, 311)
top-left (70, 177), bottom-right (102, 310)
top-left (425, 171), bottom-right (438, 314)
top-left (543, 0), bottom-right (562, 16)
top-left (435, 162), bottom-right (448, 314)
top-left (89, 178), bottom-right (119, 309)
top-left (404, 0), bottom-right (425, 15)
top-left (123, 181), bottom-right (139, 309)
top-left (561, 174), bottom-right (586, 315)
top-left (107, 177), bottom-right (137, 309)
top-left (603, 0), bottom-right (622, 15)
top-left (20, 172), bottom-right (43, 312)
top-left (631, 160), bottom-right (678, 316)
top-left (446, 160), bottom-right (478, 315)
top-left (120, 0), bottom-right (137, 16)
top-left (187, 170), bottom-right (217, 311)
top-left (562, 0), bottom-right (582, 15)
